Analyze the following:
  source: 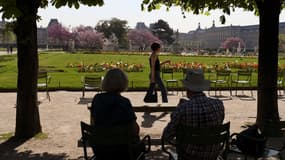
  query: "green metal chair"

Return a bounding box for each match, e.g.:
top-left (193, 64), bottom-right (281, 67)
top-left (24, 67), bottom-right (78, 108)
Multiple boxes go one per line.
top-left (81, 75), bottom-right (102, 98)
top-left (161, 68), bottom-right (178, 95)
top-left (162, 122), bottom-right (230, 160)
top-left (37, 71), bottom-right (51, 101)
top-left (231, 70), bottom-right (253, 97)
top-left (209, 70), bottom-right (232, 97)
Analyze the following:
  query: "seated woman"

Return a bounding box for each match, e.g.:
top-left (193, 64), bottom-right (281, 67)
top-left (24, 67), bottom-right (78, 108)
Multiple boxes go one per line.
top-left (91, 68), bottom-right (140, 160)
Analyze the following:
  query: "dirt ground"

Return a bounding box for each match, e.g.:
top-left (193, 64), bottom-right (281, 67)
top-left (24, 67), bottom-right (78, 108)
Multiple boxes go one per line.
top-left (0, 91), bottom-right (285, 160)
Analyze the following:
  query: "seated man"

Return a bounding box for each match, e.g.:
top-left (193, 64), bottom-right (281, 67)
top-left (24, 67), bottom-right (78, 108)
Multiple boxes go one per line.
top-left (163, 69), bottom-right (225, 160)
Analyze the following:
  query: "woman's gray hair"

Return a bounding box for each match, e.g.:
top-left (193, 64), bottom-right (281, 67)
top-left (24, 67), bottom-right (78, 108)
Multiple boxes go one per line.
top-left (101, 68), bottom-right (128, 93)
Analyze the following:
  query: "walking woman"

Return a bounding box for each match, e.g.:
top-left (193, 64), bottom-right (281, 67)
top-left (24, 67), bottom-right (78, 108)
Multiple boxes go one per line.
top-left (148, 42), bottom-right (170, 103)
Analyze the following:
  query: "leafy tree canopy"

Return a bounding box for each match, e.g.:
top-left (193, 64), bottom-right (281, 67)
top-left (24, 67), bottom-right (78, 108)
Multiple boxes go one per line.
top-left (0, 0), bottom-right (104, 19)
top-left (140, 0), bottom-right (262, 23)
top-left (95, 18), bottom-right (129, 49)
top-left (150, 19), bottom-right (174, 45)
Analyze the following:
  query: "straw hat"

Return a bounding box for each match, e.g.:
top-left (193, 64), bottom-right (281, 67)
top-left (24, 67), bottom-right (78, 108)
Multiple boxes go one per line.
top-left (182, 69), bottom-right (210, 92)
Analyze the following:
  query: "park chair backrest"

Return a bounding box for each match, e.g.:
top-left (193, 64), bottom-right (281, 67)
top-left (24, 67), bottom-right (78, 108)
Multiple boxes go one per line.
top-left (38, 71), bottom-right (48, 79)
top-left (161, 68), bottom-right (175, 79)
top-left (80, 121), bottom-right (149, 160)
top-left (236, 70), bottom-right (252, 81)
top-left (83, 76), bottom-right (102, 88)
top-left (216, 70), bottom-right (231, 80)
top-left (82, 75), bottom-right (102, 98)
top-left (38, 71), bottom-right (50, 84)
top-left (176, 122), bottom-right (230, 159)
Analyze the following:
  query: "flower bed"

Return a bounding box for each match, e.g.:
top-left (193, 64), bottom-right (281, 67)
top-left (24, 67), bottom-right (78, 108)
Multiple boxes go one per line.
top-left (162, 61), bottom-right (261, 72)
top-left (66, 61), bottom-right (144, 73)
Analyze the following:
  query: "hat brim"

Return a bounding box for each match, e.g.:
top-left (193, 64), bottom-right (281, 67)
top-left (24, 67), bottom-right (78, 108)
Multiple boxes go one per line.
top-left (182, 79), bottom-right (210, 92)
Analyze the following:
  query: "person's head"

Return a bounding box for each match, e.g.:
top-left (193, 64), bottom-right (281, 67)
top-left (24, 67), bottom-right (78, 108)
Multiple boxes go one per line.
top-left (182, 69), bottom-right (210, 96)
top-left (101, 68), bottom-right (128, 93)
top-left (151, 42), bottom-right (161, 52)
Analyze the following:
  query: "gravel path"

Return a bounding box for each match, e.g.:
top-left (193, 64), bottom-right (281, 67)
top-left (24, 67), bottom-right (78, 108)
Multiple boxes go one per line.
top-left (0, 91), bottom-right (285, 160)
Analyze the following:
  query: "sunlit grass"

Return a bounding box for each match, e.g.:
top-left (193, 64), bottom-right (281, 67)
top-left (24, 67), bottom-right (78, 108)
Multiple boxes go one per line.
top-left (34, 132), bottom-right (48, 140)
top-left (0, 51), bottom-right (284, 90)
top-left (0, 132), bottom-right (14, 140)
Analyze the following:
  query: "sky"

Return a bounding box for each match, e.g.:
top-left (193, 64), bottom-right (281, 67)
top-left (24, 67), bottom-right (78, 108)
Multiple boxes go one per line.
top-left (37, 0), bottom-right (285, 33)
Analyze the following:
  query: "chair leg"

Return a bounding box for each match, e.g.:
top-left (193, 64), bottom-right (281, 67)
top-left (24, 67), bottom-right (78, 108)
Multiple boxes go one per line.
top-left (82, 88), bottom-right (85, 98)
top-left (46, 91), bottom-right (50, 101)
top-left (46, 86), bottom-right (50, 101)
top-left (235, 83), bottom-right (238, 96)
top-left (250, 90), bottom-right (253, 97)
top-left (227, 83), bottom-right (231, 97)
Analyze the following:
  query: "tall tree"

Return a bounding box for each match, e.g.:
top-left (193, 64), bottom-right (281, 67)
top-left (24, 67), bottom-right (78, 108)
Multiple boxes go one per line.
top-left (95, 18), bottom-right (129, 49)
top-left (279, 34), bottom-right (285, 51)
top-left (0, 0), bottom-right (104, 138)
top-left (141, 0), bottom-right (284, 129)
top-left (150, 19), bottom-right (174, 45)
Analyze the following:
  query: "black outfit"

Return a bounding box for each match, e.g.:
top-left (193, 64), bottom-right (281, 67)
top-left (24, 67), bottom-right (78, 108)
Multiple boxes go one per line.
top-left (148, 56), bottom-right (168, 102)
top-left (91, 92), bottom-right (137, 160)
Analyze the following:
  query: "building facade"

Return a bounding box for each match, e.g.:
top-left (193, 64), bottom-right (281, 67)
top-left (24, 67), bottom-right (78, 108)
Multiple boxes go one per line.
top-left (179, 21), bottom-right (285, 50)
top-left (0, 20), bottom-right (50, 48)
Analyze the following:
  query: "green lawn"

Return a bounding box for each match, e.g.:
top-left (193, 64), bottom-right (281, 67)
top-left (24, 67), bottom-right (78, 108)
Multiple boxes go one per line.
top-left (0, 51), bottom-right (284, 90)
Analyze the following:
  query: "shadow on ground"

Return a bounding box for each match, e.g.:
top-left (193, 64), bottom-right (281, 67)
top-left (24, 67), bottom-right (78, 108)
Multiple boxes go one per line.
top-left (146, 148), bottom-right (170, 160)
top-left (141, 112), bottom-right (168, 128)
top-left (0, 137), bottom-right (69, 160)
top-left (77, 97), bottom-right (93, 105)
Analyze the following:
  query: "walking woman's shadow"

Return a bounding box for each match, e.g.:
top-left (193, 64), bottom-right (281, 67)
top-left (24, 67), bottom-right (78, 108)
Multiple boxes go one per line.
top-left (141, 112), bottom-right (168, 128)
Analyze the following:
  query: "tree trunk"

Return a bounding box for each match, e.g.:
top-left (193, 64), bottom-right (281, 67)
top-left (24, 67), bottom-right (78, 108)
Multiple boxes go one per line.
top-left (14, 0), bottom-right (41, 138)
top-left (256, 0), bottom-right (281, 127)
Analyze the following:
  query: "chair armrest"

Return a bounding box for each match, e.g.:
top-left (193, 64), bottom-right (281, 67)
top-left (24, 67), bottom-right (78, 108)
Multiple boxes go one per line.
top-left (161, 136), bottom-right (176, 160)
top-left (141, 135), bottom-right (151, 153)
top-left (135, 135), bottom-right (151, 160)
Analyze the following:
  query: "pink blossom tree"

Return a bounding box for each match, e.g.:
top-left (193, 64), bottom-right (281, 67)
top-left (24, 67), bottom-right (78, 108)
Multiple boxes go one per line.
top-left (47, 23), bottom-right (72, 49)
top-left (220, 37), bottom-right (246, 50)
top-left (127, 29), bottom-right (161, 50)
top-left (73, 26), bottom-right (104, 51)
